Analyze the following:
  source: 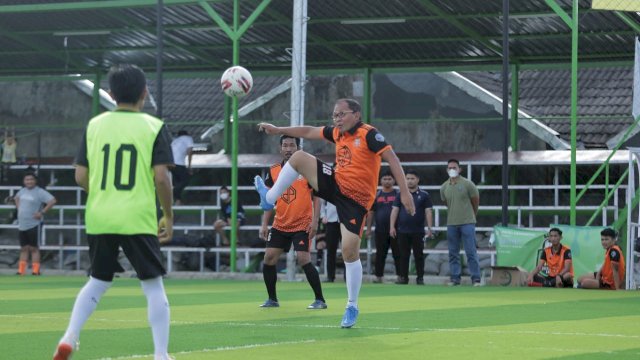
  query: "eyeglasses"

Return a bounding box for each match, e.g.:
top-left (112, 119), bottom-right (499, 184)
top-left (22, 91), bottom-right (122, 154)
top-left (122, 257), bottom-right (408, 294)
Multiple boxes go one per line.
top-left (332, 111), bottom-right (355, 120)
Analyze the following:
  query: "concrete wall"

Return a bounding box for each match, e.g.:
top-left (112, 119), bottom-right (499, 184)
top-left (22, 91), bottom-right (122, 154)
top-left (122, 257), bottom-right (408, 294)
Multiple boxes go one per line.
top-left (0, 81), bottom-right (93, 159)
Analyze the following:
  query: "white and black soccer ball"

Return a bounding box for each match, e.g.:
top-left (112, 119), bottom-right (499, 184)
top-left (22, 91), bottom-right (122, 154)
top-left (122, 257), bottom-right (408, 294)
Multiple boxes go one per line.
top-left (220, 65), bottom-right (253, 98)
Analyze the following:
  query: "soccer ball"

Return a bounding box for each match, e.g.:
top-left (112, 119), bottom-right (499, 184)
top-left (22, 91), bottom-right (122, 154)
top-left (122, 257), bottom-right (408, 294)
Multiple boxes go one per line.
top-left (220, 66), bottom-right (253, 98)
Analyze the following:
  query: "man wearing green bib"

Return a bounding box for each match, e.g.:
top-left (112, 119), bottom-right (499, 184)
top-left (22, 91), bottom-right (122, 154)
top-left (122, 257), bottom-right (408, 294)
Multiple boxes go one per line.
top-left (54, 64), bottom-right (175, 360)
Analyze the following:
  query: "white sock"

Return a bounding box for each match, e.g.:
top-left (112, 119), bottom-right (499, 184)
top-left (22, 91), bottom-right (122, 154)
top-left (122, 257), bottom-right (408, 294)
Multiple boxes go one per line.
top-left (266, 162), bottom-right (299, 204)
top-left (345, 259), bottom-right (362, 309)
top-left (141, 277), bottom-right (170, 358)
top-left (62, 276), bottom-right (112, 344)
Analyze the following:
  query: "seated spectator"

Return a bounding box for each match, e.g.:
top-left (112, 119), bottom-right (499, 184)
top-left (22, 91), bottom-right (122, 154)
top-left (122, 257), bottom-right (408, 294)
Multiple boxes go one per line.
top-left (170, 130), bottom-right (193, 205)
top-left (527, 227), bottom-right (573, 288)
top-left (578, 228), bottom-right (625, 290)
top-left (213, 186), bottom-right (245, 246)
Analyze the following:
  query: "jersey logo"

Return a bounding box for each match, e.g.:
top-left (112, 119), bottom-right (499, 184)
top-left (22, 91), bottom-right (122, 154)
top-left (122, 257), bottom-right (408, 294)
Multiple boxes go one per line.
top-left (611, 250), bottom-right (617, 258)
top-left (337, 145), bottom-right (352, 167)
top-left (280, 186), bottom-right (297, 204)
top-left (354, 138), bottom-right (361, 147)
top-left (375, 133), bottom-right (385, 142)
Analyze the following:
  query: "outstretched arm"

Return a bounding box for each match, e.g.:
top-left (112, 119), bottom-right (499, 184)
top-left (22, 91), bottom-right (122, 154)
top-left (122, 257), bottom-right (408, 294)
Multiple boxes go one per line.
top-left (258, 123), bottom-right (324, 141)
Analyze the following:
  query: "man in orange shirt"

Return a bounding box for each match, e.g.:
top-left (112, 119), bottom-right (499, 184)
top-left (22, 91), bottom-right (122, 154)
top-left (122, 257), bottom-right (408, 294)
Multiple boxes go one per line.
top-left (526, 228), bottom-right (573, 288)
top-left (258, 135), bottom-right (326, 309)
top-left (254, 98), bottom-right (415, 328)
top-left (578, 228), bottom-right (625, 290)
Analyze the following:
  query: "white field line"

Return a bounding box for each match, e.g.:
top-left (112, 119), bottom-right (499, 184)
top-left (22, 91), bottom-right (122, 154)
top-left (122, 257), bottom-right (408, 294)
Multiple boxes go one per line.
top-left (92, 339), bottom-right (316, 360)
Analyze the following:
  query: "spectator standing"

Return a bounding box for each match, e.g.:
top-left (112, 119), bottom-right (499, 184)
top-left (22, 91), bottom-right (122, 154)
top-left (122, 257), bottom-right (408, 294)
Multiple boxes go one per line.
top-left (15, 172), bottom-right (56, 276)
top-left (214, 186), bottom-right (245, 246)
top-left (319, 199), bottom-right (341, 282)
top-left (390, 170), bottom-right (433, 285)
top-left (170, 130), bottom-right (193, 205)
top-left (440, 159), bottom-right (481, 286)
top-left (527, 227), bottom-right (574, 288)
top-left (2, 128), bottom-right (17, 183)
top-left (366, 170), bottom-right (400, 283)
top-left (578, 228), bottom-right (625, 290)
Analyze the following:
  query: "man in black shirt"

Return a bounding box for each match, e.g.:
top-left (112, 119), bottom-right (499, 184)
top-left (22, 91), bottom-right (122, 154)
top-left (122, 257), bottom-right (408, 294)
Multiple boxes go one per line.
top-left (390, 170), bottom-right (433, 285)
top-left (366, 171), bottom-right (400, 283)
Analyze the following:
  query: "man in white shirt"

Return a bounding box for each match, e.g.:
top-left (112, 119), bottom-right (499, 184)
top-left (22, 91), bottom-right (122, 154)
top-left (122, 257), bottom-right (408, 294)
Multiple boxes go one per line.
top-left (170, 130), bottom-right (194, 205)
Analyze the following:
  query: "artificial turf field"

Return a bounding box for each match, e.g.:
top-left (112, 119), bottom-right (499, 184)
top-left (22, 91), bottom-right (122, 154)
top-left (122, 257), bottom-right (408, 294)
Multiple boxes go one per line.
top-left (1, 275), bottom-right (639, 360)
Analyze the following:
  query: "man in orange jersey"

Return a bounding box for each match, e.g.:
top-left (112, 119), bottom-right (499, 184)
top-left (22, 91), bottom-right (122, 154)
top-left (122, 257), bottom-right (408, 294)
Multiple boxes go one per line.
top-left (527, 228), bottom-right (574, 288)
top-left (578, 228), bottom-right (625, 290)
top-left (254, 98), bottom-right (415, 328)
top-left (258, 135), bottom-right (326, 309)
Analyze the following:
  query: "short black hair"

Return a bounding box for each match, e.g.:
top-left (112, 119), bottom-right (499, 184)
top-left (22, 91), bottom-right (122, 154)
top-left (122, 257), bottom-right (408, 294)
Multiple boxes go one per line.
top-left (23, 172), bottom-right (38, 181)
top-left (601, 228), bottom-right (617, 239)
top-left (405, 169), bottom-right (419, 178)
top-left (177, 130), bottom-right (189, 137)
top-left (279, 135), bottom-right (300, 147)
top-left (549, 227), bottom-right (562, 236)
top-left (380, 170), bottom-right (393, 179)
top-left (336, 98), bottom-right (361, 113)
top-left (108, 64), bottom-right (147, 104)
top-left (447, 159), bottom-right (460, 166)
top-left (219, 186), bottom-right (229, 193)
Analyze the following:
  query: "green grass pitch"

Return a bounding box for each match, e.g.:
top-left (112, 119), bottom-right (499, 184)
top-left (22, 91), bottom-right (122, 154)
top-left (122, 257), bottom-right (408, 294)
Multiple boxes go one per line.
top-left (1, 275), bottom-right (639, 359)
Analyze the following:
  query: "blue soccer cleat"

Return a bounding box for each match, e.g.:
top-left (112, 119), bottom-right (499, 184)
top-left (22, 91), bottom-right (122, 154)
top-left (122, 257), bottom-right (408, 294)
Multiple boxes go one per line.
top-left (254, 176), bottom-right (274, 211)
top-left (259, 299), bottom-right (279, 308)
top-left (340, 305), bottom-right (359, 328)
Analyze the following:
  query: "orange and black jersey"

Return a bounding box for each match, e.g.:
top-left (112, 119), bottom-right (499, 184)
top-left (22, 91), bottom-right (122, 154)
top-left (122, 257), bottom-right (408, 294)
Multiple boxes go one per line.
top-left (601, 245), bottom-right (625, 288)
top-left (540, 244), bottom-right (573, 277)
top-left (321, 122), bottom-right (391, 209)
top-left (265, 162), bottom-right (314, 233)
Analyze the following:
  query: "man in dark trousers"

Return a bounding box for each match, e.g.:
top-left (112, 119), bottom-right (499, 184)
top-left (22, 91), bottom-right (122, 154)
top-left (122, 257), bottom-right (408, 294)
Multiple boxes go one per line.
top-left (390, 169), bottom-right (433, 285)
top-left (366, 170), bottom-right (400, 283)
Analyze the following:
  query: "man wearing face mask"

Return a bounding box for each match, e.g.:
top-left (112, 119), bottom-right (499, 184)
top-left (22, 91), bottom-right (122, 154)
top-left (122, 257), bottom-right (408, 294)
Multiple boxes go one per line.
top-left (440, 159), bottom-right (481, 286)
top-left (214, 186), bottom-right (245, 246)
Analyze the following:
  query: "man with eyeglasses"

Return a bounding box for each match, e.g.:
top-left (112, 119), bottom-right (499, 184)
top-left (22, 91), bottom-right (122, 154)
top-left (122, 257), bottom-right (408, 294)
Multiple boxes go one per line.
top-left (254, 98), bottom-right (415, 328)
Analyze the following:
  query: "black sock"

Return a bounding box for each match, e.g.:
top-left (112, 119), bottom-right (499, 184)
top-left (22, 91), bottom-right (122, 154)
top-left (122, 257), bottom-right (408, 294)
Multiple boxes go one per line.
top-left (263, 264), bottom-right (278, 301)
top-left (302, 262), bottom-right (324, 302)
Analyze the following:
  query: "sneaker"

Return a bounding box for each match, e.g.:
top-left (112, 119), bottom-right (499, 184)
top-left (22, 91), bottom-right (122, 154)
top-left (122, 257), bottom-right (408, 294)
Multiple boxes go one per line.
top-left (416, 277), bottom-right (424, 285)
top-left (341, 305), bottom-right (359, 328)
top-left (259, 299), bottom-right (279, 308)
top-left (254, 176), bottom-right (274, 211)
top-left (395, 277), bottom-right (408, 285)
top-left (53, 338), bottom-right (78, 360)
top-left (447, 281), bottom-right (460, 286)
top-left (307, 299), bottom-right (328, 309)
top-left (32, 272), bottom-right (41, 276)
top-left (473, 282), bottom-right (483, 287)
top-left (372, 277), bottom-right (383, 283)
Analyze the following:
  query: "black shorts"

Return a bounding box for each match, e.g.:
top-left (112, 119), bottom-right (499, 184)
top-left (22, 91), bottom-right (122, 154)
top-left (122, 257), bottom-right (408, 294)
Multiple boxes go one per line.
top-left (314, 159), bottom-right (368, 236)
top-left (19, 226), bottom-right (39, 247)
top-left (266, 228), bottom-right (310, 252)
top-left (532, 274), bottom-right (573, 288)
top-left (592, 272), bottom-right (613, 289)
top-left (88, 234), bottom-right (166, 282)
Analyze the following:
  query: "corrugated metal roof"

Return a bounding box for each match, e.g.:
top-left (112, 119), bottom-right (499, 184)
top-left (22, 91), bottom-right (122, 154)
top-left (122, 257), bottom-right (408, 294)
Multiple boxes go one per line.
top-left (462, 66), bottom-right (634, 148)
top-left (0, 0), bottom-right (637, 75)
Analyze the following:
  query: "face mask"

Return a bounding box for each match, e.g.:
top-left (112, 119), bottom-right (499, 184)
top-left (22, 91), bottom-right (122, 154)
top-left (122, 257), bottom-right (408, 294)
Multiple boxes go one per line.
top-left (447, 169), bottom-right (458, 178)
top-left (220, 193), bottom-right (229, 201)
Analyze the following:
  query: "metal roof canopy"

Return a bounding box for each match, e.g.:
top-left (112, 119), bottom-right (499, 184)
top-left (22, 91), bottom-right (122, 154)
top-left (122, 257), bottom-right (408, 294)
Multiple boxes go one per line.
top-left (0, 0), bottom-right (638, 76)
